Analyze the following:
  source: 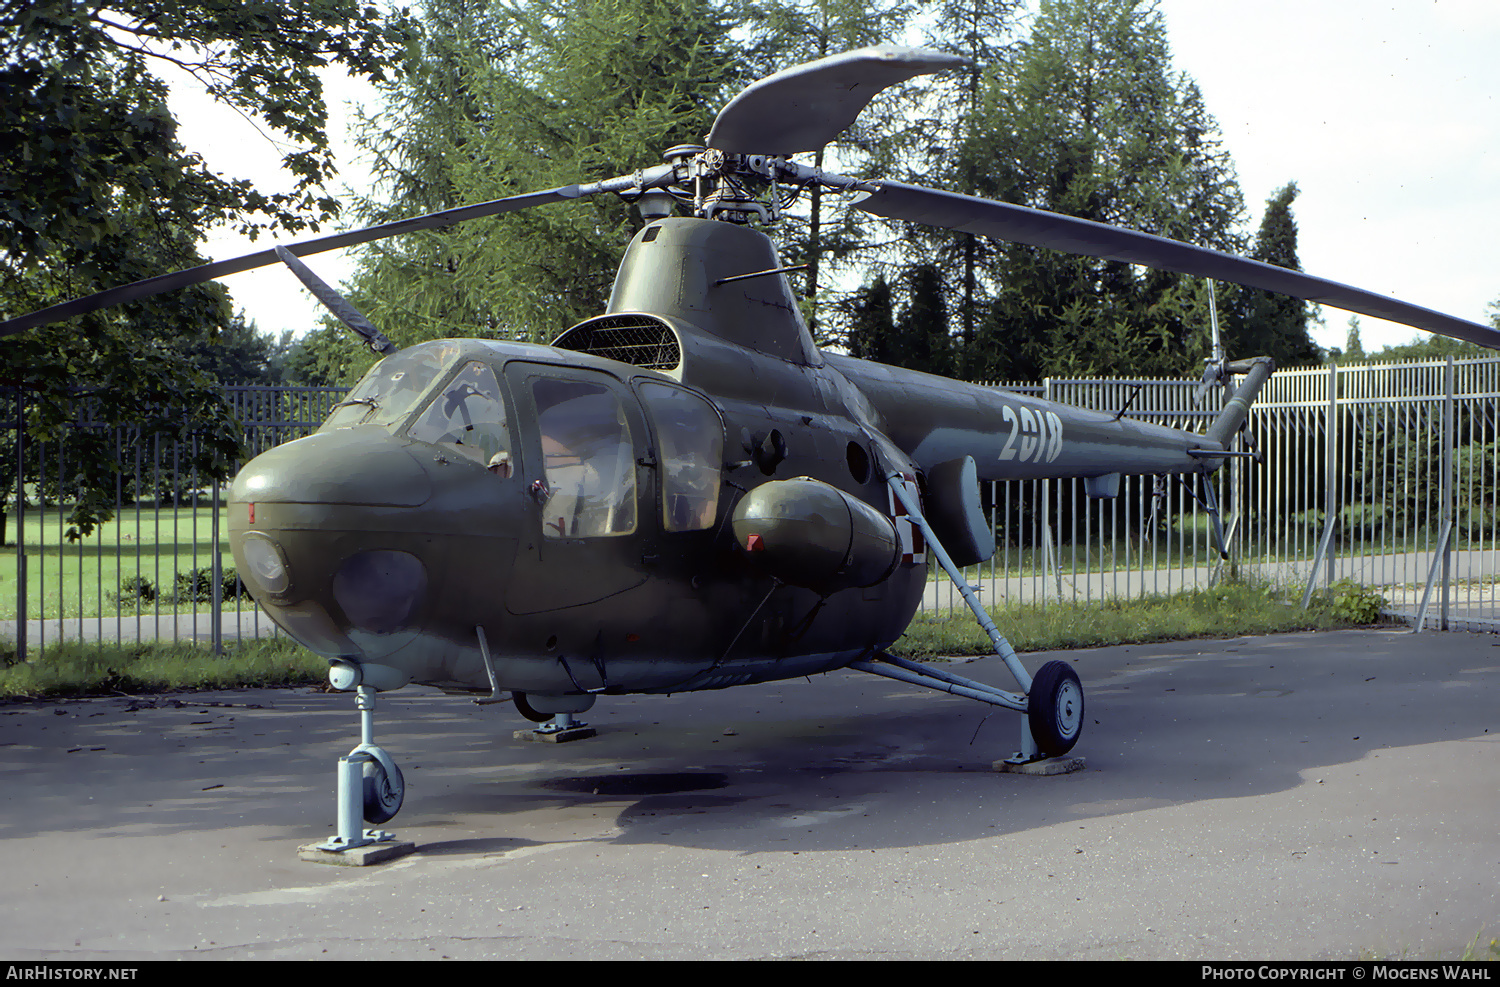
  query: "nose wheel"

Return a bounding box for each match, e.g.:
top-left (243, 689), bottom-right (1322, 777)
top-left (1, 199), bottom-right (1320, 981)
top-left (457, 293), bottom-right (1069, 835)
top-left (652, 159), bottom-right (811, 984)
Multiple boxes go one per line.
top-left (358, 743), bottom-right (405, 825)
top-left (300, 683), bottom-right (416, 865)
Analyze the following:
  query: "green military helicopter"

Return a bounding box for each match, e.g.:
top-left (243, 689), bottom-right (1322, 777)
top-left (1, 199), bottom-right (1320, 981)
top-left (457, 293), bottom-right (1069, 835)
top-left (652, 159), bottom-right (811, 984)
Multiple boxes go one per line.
top-left (6, 48), bottom-right (1498, 857)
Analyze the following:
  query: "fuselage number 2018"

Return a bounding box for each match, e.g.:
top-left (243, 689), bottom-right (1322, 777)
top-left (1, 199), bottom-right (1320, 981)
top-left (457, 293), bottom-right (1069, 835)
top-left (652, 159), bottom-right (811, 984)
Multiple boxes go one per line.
top-left (999, 405), bottom-right (1064, 464)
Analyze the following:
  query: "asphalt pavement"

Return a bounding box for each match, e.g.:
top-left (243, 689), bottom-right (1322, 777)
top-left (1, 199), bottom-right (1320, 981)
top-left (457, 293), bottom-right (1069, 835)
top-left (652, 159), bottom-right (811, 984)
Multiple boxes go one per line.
top-left (1, 627), bottom-right (1497, 961)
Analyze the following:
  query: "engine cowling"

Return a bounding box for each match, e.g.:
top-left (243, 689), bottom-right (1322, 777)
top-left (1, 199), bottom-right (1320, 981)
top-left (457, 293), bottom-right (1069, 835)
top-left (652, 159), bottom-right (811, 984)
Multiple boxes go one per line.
top-left (731, 477), bottom-right (900, 593)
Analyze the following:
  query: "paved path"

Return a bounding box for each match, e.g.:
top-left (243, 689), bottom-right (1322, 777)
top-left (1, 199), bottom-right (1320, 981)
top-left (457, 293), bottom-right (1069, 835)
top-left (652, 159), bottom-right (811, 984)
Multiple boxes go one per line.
top-left (1, 628), bottom-right (1497, 960)
top-left (0, 608), bottom-right (281, 649)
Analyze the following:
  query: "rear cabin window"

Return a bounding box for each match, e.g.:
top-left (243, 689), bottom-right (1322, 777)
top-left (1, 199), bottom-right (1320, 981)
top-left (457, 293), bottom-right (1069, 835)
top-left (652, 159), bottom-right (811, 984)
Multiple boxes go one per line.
top-left (639, 382), bottom-right (722, 532)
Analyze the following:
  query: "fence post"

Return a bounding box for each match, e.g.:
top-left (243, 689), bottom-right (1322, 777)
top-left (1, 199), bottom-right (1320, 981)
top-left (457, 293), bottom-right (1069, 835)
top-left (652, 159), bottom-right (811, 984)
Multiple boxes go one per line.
top-left (211, 478), bottom-right (223, 656)
top-left (1442, 355), bottom-right (1455, 630)
top-left (13, 388), bottom-right (24, 661)
top-left (1326, 361), bottom-right (1338, 589)
top-left (1302, 363), bottom-right (1340, 608)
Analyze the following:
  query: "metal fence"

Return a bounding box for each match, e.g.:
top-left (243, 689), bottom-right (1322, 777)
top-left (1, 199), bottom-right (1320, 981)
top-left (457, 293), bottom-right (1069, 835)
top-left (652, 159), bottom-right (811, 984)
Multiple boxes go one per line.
top-left (1, 386), bottom-right (345, 657)
top-left (3, 356), bottom-right (1496, 658)
top-left (927, 356), bottom-right (1500, 633)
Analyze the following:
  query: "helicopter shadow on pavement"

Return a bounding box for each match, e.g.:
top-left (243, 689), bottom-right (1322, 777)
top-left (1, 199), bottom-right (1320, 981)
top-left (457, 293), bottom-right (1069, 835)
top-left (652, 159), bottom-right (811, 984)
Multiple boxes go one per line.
top-left (408, 627), bottom-right (1500, 857)
top-left (2, 627), bottom-right (1495, 858)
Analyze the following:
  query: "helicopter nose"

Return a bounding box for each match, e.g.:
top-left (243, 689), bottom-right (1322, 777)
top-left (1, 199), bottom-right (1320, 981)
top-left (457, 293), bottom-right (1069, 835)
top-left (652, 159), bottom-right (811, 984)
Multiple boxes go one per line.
top-left (228, 426), bottom-right (439, 662)
top-left (233, 426), bottom-right (432, 507)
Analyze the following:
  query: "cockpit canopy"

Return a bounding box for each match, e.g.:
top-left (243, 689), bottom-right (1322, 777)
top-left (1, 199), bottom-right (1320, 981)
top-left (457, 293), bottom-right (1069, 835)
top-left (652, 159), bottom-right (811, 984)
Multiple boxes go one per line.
top-left (322, 343), bottom-right (463, 431)
top-left (318, 342), bottom-right (724, 537)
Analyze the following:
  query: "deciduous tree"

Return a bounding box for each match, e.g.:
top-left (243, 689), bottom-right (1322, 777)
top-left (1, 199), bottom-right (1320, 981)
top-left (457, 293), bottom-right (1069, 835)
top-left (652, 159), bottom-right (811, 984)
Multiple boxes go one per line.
top-left (0, 0), bottom-right (409, 536)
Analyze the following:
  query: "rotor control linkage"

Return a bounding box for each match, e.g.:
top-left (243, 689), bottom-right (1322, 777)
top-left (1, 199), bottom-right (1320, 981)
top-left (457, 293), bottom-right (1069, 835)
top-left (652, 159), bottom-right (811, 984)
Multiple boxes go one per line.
top-left (1160, 473), bottom-right (1233, 561)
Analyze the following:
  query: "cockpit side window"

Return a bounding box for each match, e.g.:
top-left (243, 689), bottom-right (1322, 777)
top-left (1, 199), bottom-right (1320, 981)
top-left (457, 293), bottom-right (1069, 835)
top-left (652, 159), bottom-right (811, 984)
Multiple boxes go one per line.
top-left (321, 343), bottom-right (461, 430)
top-left (639, 382), bottom-right (722, 532)
top-left (531, 378), bottom-right (636, 538)
top-left (408, 361), bottom-right (511, 467)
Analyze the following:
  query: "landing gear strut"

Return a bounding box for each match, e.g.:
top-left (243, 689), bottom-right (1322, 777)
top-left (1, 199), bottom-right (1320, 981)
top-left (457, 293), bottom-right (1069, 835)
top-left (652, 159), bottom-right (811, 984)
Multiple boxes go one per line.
top-left (854, 469), bottom-right (1086, 773)
top-left (300, 683), bottom-right (415, 865)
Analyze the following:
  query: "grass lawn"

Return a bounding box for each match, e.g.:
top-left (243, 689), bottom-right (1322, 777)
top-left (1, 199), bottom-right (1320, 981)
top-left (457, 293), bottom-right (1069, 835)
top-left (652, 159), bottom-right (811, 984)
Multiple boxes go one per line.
top-left (0, 636), bottom-right (326, 699)
top-left (0, 578), bottom-right (1392, 699)
top-left (0, 504), bottom-right (240, 620)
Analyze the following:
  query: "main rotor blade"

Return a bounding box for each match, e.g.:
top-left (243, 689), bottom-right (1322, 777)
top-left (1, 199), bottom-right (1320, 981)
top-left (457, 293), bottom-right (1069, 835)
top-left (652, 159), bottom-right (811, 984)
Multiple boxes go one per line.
top-left (708, 46), bottom-right (968, 156)
top-left (853, 181), bottom-right (1500, 350)
top-left (0, 169), bottom-right (670, 338)
top-left (274, 246), bottom-right (395, 355)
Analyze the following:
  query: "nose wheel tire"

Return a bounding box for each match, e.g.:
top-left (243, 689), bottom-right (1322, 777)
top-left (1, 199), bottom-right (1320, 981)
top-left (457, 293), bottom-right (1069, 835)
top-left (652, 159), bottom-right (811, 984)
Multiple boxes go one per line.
top-left (1027, 660), bottom-right (1084, 757)
top-left (357, 744), bottom-right (405, 825)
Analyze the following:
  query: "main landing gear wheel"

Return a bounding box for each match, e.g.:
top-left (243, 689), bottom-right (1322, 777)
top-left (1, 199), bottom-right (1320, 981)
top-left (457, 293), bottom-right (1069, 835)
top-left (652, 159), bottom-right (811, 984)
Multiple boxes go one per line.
top-left (357, 744), bottom-right (405, 825)
top-left (513, 692), bottom-right (553, 723)
top-left (1027, 660), bottom-right (1084, 757)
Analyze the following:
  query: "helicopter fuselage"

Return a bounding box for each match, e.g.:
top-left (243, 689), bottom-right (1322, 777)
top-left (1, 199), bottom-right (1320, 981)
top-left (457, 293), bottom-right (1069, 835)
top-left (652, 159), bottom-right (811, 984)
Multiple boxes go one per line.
top-left (227, 333), bottom-right (929, 699)
top-left (226, 217), bottom-right (1240, 704)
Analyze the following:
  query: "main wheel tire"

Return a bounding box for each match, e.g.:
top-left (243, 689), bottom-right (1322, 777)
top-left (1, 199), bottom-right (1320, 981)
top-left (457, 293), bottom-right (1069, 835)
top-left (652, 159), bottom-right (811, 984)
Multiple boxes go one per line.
top-left (1027, 660), bottom-right (1084, 757)
top-left (513, 692), bottom-right (553, 723)
top-left (360, 748), bottom-right (405, 825)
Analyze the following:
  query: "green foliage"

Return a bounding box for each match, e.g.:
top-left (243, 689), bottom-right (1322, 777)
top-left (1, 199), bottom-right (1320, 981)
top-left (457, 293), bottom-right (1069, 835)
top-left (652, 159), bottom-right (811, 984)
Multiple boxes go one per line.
top-left (326, 0), bottom-right (742, 381)
top-left (0, 0), bottom-right (409, 533)
top-left (970, 0), bottom-right (1247, 381)
top-left (895, 578), bottom-right (1388, 659)
top-left (740, 0), bottom-right (928, 339)
top-left (907, 0), bottom-right (1025, 360)
top-left (114, 567), bottom-right (252, 607)
top-left (172, 566), bottom-right (251, 603)
top-left (1319, 579), bottom-right (1386, 624)
top-left (0, 637), bottom-right (327, 698)
top-left (1224, 182), bottom-right (1323, 367)
top-left (165, 312), bottom-right (295, 386)
top-left (117, 576), bottom-right (157, 604)
top-left (842, 265), bottom-right (954, 376)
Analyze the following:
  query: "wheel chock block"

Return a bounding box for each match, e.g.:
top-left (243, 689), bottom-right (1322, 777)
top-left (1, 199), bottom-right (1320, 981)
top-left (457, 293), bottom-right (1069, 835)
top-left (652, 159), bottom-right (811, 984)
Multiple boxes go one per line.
top-left (513, 725), bottom-right (597, 743)
top-left (298, 840), bottom-right (417, 866)
top-left (992, 755), bottom-right (1086, 776)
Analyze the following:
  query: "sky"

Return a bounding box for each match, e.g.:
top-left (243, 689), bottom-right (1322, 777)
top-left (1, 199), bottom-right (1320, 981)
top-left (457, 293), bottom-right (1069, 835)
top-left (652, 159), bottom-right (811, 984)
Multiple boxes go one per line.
top-left (176, 0), bottom-right (1500, 356)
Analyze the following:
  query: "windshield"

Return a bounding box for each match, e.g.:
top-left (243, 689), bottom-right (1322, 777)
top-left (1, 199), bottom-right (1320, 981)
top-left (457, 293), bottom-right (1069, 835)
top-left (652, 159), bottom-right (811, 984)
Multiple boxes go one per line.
top-left (407, 361), bottom-right (511, 466)
top-left (321, 343), bottom-right (462, 430)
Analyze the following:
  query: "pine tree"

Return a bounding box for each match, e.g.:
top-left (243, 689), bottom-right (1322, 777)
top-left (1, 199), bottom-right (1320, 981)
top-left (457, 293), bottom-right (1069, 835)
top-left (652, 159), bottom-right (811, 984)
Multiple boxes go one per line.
top-left (1228, 182), bottom-right (1322, 366)
top-left (740, 0), bottom-right (923, 340)
top-left (959, 0), bottom-right (1247, 381)
top-left (1345, 315), bottom-right (1365, 361)
top-left (919, 0), bottom-right (1026, 366)
top-left (329, 0), bottom-right (743, 381)
top-left (842, 276), bottom-right (899, 364)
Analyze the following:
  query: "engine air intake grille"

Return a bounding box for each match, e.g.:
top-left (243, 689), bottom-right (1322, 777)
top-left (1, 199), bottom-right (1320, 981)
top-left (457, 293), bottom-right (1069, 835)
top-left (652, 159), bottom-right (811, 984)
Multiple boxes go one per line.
top-left (552, 316), bottom-right (681, 370)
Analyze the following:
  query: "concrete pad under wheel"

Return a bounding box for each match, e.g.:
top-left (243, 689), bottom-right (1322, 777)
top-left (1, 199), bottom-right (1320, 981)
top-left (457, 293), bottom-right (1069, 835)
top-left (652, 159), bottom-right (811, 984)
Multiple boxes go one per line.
top-left (297, 840), bottom-right (417, 866)
top-left (991, 754), bottom-right (1086, 775)
top-left (513, 725), bottom-right (597, 743)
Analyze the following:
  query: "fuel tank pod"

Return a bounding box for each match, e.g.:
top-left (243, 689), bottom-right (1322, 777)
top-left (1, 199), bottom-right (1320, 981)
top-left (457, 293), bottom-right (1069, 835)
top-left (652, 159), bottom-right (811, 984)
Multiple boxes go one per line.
top-left (731, 477), bottom-right (900, 593)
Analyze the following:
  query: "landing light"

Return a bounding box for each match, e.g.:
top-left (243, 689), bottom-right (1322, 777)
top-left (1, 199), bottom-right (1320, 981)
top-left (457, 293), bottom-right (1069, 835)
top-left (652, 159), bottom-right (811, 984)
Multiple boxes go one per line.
top-left (241, 532), bottom-right (290, 595)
